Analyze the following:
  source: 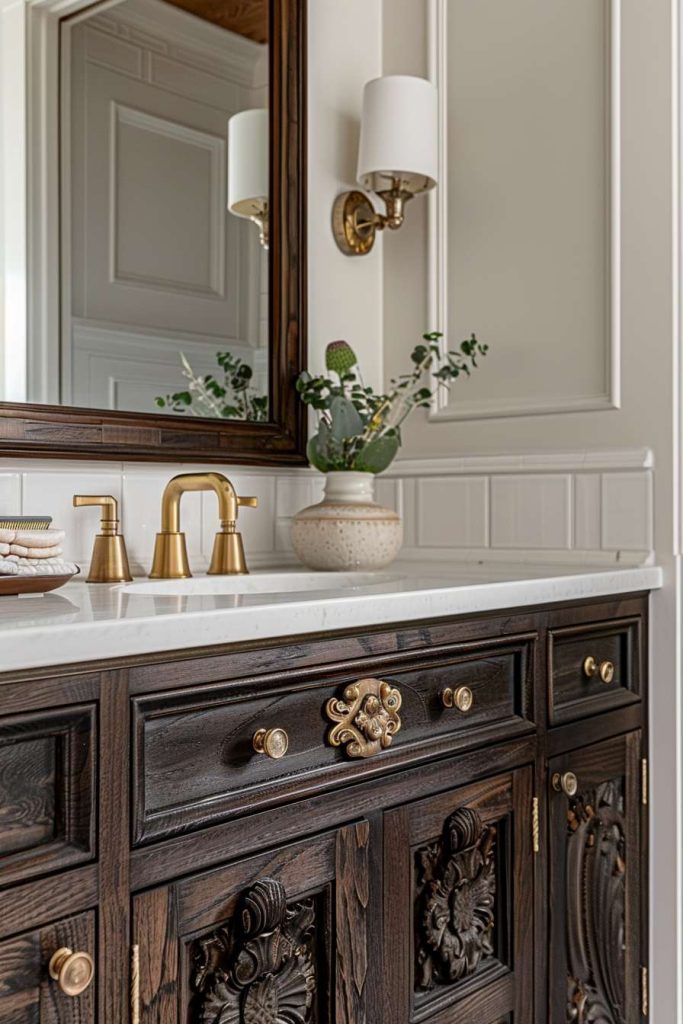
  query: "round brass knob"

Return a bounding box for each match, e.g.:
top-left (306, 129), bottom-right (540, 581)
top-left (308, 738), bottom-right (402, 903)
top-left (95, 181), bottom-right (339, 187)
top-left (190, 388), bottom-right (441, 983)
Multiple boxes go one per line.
top-left (442, 686), bottom-right (474, 713)
top-left (48, 948), bottom-right (94, 997)
top-left (552, 771), bottom-right (579, 798)
top-left (252, 727), bottom-right (289, 759)
top-left (583, 656), bottom-right (615, 684)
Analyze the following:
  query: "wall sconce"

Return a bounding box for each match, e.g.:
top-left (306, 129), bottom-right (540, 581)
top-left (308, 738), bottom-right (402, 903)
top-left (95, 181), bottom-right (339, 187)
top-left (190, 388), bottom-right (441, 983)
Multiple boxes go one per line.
top-left (333, 75), bottom-right (438, 257)
top-left (228, 108), bottom-right (269, 249)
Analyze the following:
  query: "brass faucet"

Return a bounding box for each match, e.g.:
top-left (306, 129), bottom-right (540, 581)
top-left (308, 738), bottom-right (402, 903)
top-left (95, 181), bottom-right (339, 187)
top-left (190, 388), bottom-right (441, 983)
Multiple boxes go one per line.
top-left (73, 495), bottom-right (132, 583)
top-left (149, 472), bottom-right (257, 579)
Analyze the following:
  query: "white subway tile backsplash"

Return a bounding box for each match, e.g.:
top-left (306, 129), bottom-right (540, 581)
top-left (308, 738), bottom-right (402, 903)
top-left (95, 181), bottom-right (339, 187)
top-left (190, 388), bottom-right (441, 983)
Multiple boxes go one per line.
top-left (0, 473), bottom-right (21, 516)
top-left (0, 448), bottom-right (654, 572)
top-left (574, 474), bottom-right (601, 550)
top-left (601, 472), bottom-right (653, 551)
top-left (490, 475), bottom-right (572, 550)
top-left (22, 469), bottom-right (122, 562)
top-left (417, 477), bottom-right (489, 548)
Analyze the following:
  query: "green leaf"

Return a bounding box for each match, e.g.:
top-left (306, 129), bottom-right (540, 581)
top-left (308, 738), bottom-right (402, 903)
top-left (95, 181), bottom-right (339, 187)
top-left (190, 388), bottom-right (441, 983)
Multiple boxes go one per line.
top-left (329, 395), bottom-right (364, 441)
top-left (307, 432), bottom-right (332, 472)
top-left (352, 434), bottom-right (399, 474)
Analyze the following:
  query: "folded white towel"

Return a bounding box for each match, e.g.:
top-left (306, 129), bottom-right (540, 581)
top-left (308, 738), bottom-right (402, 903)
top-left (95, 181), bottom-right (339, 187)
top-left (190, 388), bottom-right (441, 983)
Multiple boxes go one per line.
top-left (14, 528), bottom-right (66, 548)
top-left (0, 556), bottom-right (78, 577)
top-left (8, 543), bottom-right (63, 559)
top-left (0, 542), bottom-right (9, 556)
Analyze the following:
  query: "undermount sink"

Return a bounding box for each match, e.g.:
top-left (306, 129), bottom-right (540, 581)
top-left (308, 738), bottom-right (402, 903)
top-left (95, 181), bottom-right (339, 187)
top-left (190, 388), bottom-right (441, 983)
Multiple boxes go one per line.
top-left (119, 571), bottom-right (401, 598)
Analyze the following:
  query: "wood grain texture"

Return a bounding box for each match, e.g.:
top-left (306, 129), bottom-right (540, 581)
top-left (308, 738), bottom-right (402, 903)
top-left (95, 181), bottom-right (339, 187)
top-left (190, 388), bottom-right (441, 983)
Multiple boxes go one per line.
top-left (0, 0), bottom-right (306, 468)
top-left (336, 822), bottom-right (369, 1024)
top-left (132, 887), bottom-right (178, 1024)
top-left (0, 912), bottom-right (95, 1024)
top-left (164, 0), bottom-right (267, 42)
top-left (0, 707), bottom-right (96, 889)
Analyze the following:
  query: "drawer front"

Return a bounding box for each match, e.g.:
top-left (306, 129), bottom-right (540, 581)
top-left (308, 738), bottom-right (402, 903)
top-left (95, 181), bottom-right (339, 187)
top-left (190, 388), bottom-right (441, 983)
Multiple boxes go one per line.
top-left (133, 637), bottom-right (535, 845)
top-left (0, 911), bottom-right (96, 1023)
top-left (548, 616), bottom-right (642, 725)
top-left (0, 707), bottom-right (96, 889)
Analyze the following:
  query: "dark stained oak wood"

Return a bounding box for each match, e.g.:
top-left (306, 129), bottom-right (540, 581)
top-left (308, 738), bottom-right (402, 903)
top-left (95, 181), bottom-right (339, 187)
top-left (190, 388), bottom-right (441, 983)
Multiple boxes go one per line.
top-left (0, 0), bottom-right (307, 468)
top-left (0, 912), bottom-right (95, 1024)
top-left (0, 593), bottom-right (650, 1024)
top-left (0, 707), bottom-right (96, 889)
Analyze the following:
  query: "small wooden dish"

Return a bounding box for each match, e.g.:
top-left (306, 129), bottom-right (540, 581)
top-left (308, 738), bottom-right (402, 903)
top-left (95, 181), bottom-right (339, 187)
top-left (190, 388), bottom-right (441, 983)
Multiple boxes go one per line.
top-left (0, 570), bottom-right (79, 597)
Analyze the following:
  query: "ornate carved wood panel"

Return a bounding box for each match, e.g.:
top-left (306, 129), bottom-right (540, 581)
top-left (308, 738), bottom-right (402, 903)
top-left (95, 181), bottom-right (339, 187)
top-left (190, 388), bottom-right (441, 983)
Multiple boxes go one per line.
top-left (548, 732), bottom-right (642, 1024)
top-left (383, 767), bottom-right (534, 1023)
top-left (133, 823), bottom-right (372, 1024)
top-left (0, 706), bottom-right (96, 889)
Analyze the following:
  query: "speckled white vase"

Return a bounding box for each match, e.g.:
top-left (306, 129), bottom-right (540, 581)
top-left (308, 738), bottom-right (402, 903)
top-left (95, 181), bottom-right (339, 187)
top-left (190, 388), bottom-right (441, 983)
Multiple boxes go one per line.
top-left (290, 471), bottom-right (403, 571)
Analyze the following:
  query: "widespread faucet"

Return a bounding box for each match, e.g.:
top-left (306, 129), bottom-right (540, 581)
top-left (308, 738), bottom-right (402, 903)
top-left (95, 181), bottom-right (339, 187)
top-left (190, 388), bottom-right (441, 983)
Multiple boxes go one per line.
top-left (149, 472), bottom-right (257, 579)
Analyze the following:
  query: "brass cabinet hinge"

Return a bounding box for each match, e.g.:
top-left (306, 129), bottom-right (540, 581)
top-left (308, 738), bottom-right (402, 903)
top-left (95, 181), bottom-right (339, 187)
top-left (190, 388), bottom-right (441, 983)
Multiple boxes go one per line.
top-left (641, 965), bottom-right (649, 1017)
top-left (131, 944), bottom-right (140, 1024)
top-left (532, 796), bottom-right (540, 854)
top-left (641, 757), bottom-right (648, 806)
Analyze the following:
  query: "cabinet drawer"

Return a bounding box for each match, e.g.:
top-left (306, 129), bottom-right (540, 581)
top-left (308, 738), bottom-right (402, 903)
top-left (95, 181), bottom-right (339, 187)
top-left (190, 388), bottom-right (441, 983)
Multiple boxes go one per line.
top-left (132, 636), bottom-right (535, 845)
top-left (0, 706), bottom-right (96, 889)
top-left (548, 616), bottom-right (642, 725)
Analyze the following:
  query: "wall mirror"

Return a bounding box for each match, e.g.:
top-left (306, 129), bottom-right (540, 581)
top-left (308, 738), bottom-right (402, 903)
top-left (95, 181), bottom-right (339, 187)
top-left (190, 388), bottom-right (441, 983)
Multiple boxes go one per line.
top-left (0, 0), bottom-right (306, 464)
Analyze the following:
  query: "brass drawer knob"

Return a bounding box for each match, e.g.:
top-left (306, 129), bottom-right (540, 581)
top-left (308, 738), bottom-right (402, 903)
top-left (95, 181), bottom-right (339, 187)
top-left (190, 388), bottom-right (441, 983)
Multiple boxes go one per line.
top-left (49, 947), bottom-right (94, 997)
top-left (552, 770), bottom-right (579, 798)
top-left (326, 678), bottom-right (402, 758)
top-left (252, 727), bottom-right (289, 759)
top-left (583, 656), bottom-right (616, 684)
top-left (442, 686), bottom-right (474, 713)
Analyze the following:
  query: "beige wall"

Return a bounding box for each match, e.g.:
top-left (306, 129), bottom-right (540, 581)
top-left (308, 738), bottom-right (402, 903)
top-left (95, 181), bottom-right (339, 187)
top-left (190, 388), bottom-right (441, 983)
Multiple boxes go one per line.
top-left (384, 1), bottom-right (679, 1017)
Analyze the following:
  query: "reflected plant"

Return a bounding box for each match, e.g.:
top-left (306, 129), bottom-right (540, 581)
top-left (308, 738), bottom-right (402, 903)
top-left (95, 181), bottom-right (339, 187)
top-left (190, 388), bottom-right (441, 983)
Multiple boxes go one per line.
top-left (155, 352), bottom-right (268, 421)
top-left (296, 332), bottom-right (488, 474)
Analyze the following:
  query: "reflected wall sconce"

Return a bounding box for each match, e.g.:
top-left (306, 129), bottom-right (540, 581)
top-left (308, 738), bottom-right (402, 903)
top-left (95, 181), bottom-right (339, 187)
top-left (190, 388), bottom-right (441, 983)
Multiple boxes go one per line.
top-left (228, 108), bottom-right (269, 249)
top-left (332, 75), bottom-right (438, 257)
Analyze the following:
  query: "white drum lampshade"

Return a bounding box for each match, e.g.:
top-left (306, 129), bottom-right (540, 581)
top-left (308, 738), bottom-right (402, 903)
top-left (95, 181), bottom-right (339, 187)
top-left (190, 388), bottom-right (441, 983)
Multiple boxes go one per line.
top-left (357, 75), bottom-right (438, 196)
top-left (228, 108), bottom-right (269, 219)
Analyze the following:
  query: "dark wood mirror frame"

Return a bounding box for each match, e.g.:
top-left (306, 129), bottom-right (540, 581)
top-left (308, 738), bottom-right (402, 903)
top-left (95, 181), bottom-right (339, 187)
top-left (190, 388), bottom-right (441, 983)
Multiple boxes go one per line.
top-left (0, 0), bottom-right (306, 467)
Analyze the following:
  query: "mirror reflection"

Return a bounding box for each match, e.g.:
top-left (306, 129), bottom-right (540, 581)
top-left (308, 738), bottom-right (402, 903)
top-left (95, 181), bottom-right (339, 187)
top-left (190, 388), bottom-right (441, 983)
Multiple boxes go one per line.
top-left (23, 0), bottom-right (269, 420)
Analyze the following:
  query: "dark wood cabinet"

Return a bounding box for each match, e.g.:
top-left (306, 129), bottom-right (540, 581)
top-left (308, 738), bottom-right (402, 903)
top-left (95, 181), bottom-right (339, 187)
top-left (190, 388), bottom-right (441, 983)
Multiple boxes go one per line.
top-left (0, 592), bottom-right (650, 1024)
top-left (548, 732), bottom-right (644, 1024)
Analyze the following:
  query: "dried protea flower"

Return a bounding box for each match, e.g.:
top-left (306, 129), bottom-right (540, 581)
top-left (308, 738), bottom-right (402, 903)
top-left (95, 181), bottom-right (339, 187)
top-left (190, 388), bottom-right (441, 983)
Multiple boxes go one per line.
top-left (325, 340), bottom-right (358, 376)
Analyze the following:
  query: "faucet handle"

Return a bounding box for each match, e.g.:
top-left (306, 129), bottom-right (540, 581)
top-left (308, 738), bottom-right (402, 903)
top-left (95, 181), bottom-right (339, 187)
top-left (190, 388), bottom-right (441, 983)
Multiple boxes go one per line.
top-left (73, 494), bottom-right (132, 583)
top-left (237, 496), bottom-right (258, 509)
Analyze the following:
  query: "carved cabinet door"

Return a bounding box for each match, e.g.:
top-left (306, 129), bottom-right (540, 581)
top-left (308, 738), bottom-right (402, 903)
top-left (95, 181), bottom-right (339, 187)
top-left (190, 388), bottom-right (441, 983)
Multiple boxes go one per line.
top-left (383, 765), bottom-right (535, 1023)
top-left (548, 731), bottom-right (643, 1024)
top-left (132, 821), bottom-right (377, 1024)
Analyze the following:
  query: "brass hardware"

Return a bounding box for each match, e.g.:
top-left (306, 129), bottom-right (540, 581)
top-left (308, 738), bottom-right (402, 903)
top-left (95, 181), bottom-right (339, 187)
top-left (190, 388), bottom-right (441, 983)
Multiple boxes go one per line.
top-left (131, 945), bottom-right (140, 1024)
top-left (582, 655), bottom-right (615, 684)
top-left (252, 727), bottom-right (289, 759)
top-left (442, 685), bottom-right (474, 713)
top-left (552, 770), bottom-right (578, 798)
top-left (326, 678), bottom-right (402, 758)
top-left (532, 796), bottom-right (540, 854)
top-left (332, 175), bottom-right (430, 257)
top-left (642, 757), bottom-right (648, 806)
top-left (150, 472), bottom-right (257, 578)
top-left (641, 965), bottom-right (649, 1016)
top-left (48, 947), bottom-right (94, 997)
top-left (73, 495), bottom-right (132, 583)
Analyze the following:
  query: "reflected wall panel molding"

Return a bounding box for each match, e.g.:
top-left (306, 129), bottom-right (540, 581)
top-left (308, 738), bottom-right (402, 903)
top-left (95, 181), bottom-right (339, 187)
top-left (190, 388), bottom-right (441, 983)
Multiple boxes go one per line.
top-left (0, 447), bottom-right (653, 573)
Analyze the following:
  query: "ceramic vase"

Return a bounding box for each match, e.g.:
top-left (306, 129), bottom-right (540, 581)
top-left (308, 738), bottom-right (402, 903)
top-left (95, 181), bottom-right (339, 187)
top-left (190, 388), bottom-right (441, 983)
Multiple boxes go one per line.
top-left (290, 471), bottom-right (402, 571)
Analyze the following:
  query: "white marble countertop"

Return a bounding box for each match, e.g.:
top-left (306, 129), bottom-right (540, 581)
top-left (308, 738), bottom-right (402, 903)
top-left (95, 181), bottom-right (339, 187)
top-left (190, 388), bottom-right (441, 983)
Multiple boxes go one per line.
top-left (0, 562), bottom-right (662, 674)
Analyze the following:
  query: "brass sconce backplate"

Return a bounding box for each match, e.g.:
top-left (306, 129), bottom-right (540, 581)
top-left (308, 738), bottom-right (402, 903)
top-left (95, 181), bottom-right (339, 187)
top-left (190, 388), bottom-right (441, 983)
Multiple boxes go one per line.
top-left (332, 190), bottom-right (378, 256)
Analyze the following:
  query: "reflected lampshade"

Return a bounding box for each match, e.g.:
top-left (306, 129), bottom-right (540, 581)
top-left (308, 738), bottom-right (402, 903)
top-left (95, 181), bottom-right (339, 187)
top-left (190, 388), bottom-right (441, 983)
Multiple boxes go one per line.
top-left (357, 75), bottom-right (438, 196)
top-left (227, 108), bottom-right (269, 218)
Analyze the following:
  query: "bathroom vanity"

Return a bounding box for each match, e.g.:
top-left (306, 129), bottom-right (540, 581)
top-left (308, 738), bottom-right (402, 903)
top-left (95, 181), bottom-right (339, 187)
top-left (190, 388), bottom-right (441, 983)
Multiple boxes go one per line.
top-left (0, 565), bottom-right (659, 1023)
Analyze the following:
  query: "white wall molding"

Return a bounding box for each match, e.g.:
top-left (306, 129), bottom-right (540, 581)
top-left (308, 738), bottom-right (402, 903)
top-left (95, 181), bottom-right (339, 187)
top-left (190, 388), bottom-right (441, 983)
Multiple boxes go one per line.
top-left (427, 0), bottom-right (621, 422)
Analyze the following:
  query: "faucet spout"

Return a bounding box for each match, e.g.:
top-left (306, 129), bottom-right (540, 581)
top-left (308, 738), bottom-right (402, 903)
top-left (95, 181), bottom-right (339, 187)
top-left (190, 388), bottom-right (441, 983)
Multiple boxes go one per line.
top-left (150, 472), bottom-right (258, 579)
